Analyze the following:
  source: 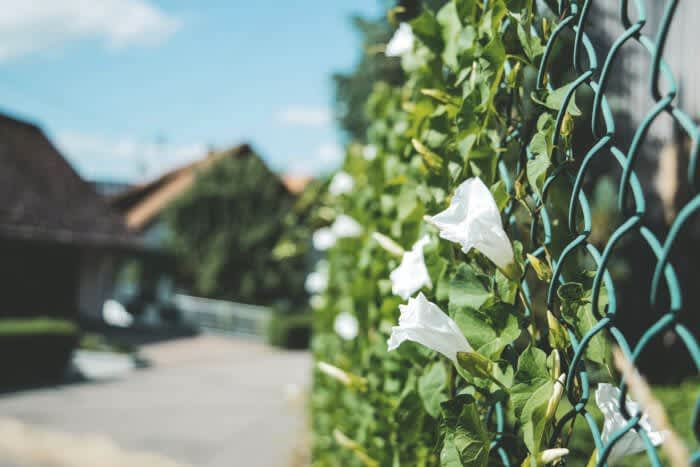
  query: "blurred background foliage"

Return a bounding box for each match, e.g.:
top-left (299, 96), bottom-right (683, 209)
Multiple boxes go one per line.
top-left (164, 151), bottom-right (310, 306)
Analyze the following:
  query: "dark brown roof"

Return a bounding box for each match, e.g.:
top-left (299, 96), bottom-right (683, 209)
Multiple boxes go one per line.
top-left (0, 113), bottom-right (137, 248)
top-left (111, 144), bottom-right (253, 231)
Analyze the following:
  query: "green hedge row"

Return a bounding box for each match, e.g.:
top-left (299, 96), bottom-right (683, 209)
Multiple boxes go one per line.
top-left (309, 1), bottom-right (688, 466)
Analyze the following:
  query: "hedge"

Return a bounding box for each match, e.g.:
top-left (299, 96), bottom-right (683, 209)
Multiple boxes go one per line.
top-left (309, 1), bottom-right (694, 466)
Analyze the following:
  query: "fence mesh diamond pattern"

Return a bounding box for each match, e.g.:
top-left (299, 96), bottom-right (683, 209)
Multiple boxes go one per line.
top-left (493, 1), bottom-right (699, 465)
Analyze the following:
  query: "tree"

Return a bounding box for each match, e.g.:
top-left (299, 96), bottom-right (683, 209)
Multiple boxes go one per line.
top-left (164, 148), bottom-right (307, 306)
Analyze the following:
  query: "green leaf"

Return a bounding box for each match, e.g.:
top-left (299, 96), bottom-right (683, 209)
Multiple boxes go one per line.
top-left (418, 361), bottom-right (448, 418)
top-left (440, 433), bottom-right (462, 467)
top-left (412, 138), bottom-right (444, 172)
top-left (437, 2), bottom-right (463, 70)
top-left (511, 347), bottom-right (550, 417)
top-left (441, 395), bottom-right (491, 467)
top-left (449, 264), bottom-right (491, 310)
top-left (410, 9), bottom-right (443, 53)
top-left (532, 82), bottom-right (582, 116)
top-left (576, 287), bottom-right (611, 368)
top-left (526, 149), bottom-right (550, 198)
top-left (397, 184), bottom-right (420, 221)
top-left (454, 301), bottom-right (520, 359)
top-left (511, 347), bottom-right (556, 454)
top-left (481, 36), bottom-right (505, 69)
top-left (490, 180), bottom-right (509, 212)
top-left (494, 269), bottom-right (518, 304)
top-left (516, 21), bottom-right (543, 60)
top-left (527, 254), bottom-right (551, 282)
top-left (520, 380), bottom-right (554, 454)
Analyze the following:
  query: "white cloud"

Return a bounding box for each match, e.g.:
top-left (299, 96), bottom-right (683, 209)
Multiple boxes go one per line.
top-left (286, 142), bottom-right (343, 175)
top-left (54, 130), bottom-right (206, 182)
top-left (275, 106), bottom-right (332, 127)
top-left (0, 0), bottom-right (180, 60)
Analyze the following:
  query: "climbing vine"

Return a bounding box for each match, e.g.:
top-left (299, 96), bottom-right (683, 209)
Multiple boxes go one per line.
top-left (309, 1), bottom-right (692, 466)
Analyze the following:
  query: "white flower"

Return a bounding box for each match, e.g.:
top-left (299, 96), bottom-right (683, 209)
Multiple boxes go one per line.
top-left (388, 292), bottom-right (471, 363)
top-left (371, 232), bottom-right (405, 257)
top-left (331, 214), bottom-right (362, 238)
top-left (390, 235), bottom-right (432, 300)
top-left (312, 227), bottom-right (336, 251)
top-left (385, 22), bottom-right (414, 57)
top-left (329, 171), bottom-right (354, 196)
top-left (334, 312), bottom-right (359, 341)
top-left (310, 294), bottom-right (325, 310)
top-left (102, 299), bottom-right (133, 328)
top-left (363, 144), bottom-right (378, 161)
top-left (305, 271), bottom-right (327, 294)
top-left (427, 177), bottom-right (514, 270)
top-left (595, 383), bottom-right (666, 465)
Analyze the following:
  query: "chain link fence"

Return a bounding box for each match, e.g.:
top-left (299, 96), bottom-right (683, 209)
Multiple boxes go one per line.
top-left (494, 1), bottom-right (699, 465)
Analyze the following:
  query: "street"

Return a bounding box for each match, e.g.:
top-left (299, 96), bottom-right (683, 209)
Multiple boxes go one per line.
top-left (0, 336), bottom-right (311, 467)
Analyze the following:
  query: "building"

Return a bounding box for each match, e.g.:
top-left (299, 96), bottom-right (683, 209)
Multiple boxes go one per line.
top-left (107, 144), bottom-right (313, 318)
top-left (0, 113), bottom-right (139, 324)
top-left (110, 144), bottom-right (253, 251)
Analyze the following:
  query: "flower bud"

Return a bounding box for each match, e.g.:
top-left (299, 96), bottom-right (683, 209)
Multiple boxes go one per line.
top-left (545, 373), bottom-right (566, 420)
top-left (538, 448), bottom-right (569, 464)
top-left (547, 310), bottom-right (568, 351)
top-left (371, 232), bottom-right (405, 257)
top-left (456, 351), bottom-right (493, 381)
top-left (317, 362), bottom-right (367, 392)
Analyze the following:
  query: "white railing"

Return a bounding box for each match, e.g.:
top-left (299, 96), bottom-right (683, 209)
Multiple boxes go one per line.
top-left (173, 294), bottom-right (272, 337)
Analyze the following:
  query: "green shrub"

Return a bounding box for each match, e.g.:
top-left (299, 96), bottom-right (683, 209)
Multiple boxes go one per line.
top-left (0, 317), bottom-right (78, 336)
top-left (310, 1), bottom-right (697, 466)
top-left (267, 312), bottom-right (311, 350)
top-left (0, 317), bottom-right (78, 385)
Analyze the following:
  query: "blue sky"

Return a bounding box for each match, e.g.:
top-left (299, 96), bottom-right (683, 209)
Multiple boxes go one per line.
top-left (0, 0), bottom-right (382, 182)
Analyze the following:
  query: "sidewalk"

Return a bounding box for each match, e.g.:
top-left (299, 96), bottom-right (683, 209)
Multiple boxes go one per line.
top-left (0, 336), bottom-right (311, 467)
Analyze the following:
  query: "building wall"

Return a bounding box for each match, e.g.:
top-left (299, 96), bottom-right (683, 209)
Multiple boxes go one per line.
top-left (77, 249), bottom-right (118, 319)
top-left (0, 239), bottom-right (80, 319)
top-left (590, 1), bottom-right (699, 135)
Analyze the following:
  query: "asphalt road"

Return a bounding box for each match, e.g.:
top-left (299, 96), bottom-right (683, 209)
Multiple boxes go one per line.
top-left (0, 336), bottom-right (311, 467)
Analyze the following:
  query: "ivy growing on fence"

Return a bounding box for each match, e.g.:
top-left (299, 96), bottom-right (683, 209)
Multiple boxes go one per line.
top-left (310, 1), bottom-right (698, 466)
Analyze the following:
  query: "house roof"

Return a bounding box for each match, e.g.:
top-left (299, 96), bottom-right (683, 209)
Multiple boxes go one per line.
top-left (281, 174), bottom-right (313, 194)
top-left (111, 144), bottom-right (254, 231)
top-left (0, 113), bottom-right (138, 248)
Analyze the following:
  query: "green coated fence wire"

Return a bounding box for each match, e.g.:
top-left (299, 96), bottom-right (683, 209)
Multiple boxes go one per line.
top-left (491, 0), bottom-right (699, 465)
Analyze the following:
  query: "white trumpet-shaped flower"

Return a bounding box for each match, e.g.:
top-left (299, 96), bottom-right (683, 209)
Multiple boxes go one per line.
top-left (388, 292), bottom-right (471, 363)
top-left (331, 214), bottom-right (362, 238)
top-left (328, 171), bottom-right (354, 196)
top-left (427, 177), bottom-right (514, 270)
top-left (305, 271), bottom-right (327, 294)
top-left (390, 235), bottom-right (432, 300)
top-left (595, 383), bottom-right (667, 465)
top-left (312, 227), bottom-right (336, 251)
top-left (334, 312), bottom-right (359, 341)
top-left (385, 23), bottom-right (414, 57)
top-left (363, 144), bottom-right (378, 161)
